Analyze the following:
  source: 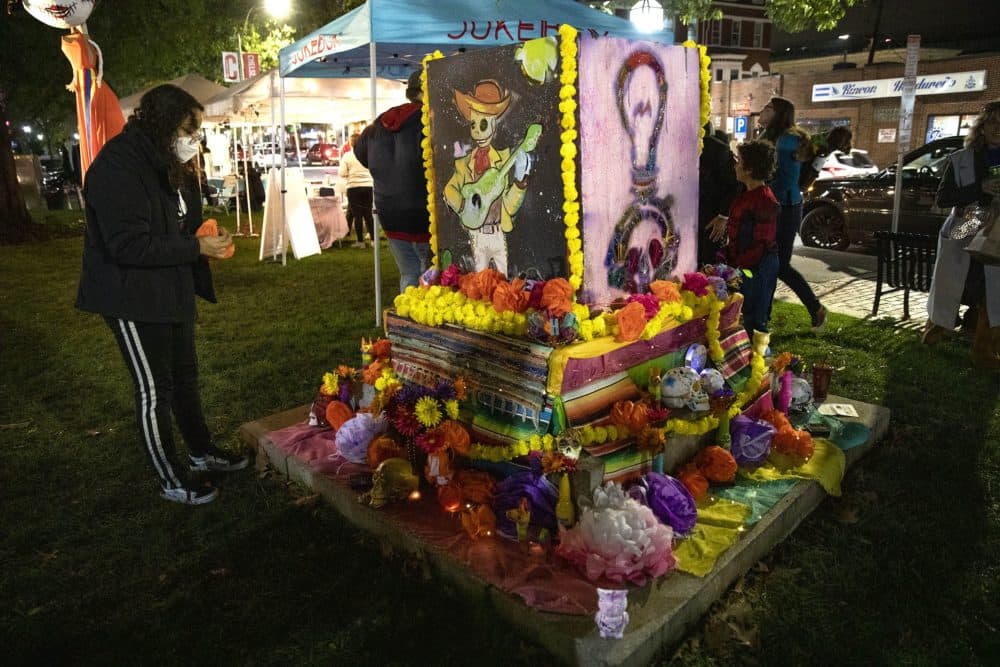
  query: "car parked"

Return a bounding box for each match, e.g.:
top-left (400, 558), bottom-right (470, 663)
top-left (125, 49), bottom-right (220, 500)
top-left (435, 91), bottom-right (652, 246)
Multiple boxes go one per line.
top-left (800, 136), bottom-right (964, 250)
top-left (304, 142), bottom-right (340, 166)
top-left (815, 149), bottom-right (879, 180)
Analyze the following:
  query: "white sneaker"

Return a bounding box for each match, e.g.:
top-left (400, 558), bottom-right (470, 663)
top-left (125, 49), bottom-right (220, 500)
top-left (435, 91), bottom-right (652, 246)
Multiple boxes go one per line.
top-left (160, 484), bottom-right (218, 505)
top-left (189, 446), bottom-right (249, 473)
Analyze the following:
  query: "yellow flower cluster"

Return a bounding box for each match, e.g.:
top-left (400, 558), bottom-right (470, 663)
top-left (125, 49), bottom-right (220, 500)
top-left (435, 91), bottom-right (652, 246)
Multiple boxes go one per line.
top-left (421, 51), bottom-right (445, 267)
top-left (469, 434), bottom-right (557, 462)
top-left (372, 366), bottom-right (401, 393)
top-left (681, 40), bottom-right (712, 154)
top-left (641, 301), bottom-right (695, 340)
top-left (558, 24), bottom-right (583, 292)
top-left (572, 302), bottom-right (609, 342)
top-left (394, 286), bottom-right (530, 337)
top-left (705, 298), bottom-right (725, 362)
top-left (578, 423), bottom-right (627, 445)
top-left (664, 414), bottom-right (719, 437)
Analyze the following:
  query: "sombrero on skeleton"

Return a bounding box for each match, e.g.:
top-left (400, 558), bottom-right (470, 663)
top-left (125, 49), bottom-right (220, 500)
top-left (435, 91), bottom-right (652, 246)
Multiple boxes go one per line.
top-left (454, 80), bottom-right (511, 120)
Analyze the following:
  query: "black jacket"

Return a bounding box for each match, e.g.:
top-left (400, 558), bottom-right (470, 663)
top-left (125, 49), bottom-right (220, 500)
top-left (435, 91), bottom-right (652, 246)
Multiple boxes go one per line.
top-left (697, 133), bottom-right (740, 265)
top-left (354, 102), bottom-right (430, 236)
top-left (76, 122), bottom-right (215, 323)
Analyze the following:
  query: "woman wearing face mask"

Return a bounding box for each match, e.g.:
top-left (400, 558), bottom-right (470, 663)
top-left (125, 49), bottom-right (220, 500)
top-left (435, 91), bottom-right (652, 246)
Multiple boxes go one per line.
top-left (758, 96), bottom-right (828, 330)
top-left (76, 84), bottom-right (243, 506)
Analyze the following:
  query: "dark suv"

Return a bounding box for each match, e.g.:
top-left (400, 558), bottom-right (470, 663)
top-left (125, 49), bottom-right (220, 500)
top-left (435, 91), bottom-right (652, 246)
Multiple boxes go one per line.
top-left (800, 136), bottom-right (964, 249)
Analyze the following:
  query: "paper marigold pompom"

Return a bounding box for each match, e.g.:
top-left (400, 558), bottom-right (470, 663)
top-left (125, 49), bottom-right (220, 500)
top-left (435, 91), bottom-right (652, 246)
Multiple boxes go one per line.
top-left (195, 219), bottom-right (235, 258)
top-left (367, 434), bottom-right (405, 468)
top-left (540, 278), bottom-right (574, 316)
top-left (614, 301), bottom-right (647, 342)
top-left (436, 419), bottom-right (471, 455)
top-left (694, 445), bottom-right (738, 483)
top-left (492, 278), bottom-right (530, 313)
top-left (678, 466), bottom-right (709, 502)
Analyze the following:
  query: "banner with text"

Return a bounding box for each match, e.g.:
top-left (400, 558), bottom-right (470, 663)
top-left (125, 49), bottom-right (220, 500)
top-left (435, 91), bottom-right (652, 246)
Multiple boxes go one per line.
top-left (812, 70), bottom-right (986, 102)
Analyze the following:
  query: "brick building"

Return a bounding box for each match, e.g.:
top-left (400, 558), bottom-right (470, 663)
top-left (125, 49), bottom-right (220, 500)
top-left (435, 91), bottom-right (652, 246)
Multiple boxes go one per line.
top-left (709, 50), bottom-right (999, 167)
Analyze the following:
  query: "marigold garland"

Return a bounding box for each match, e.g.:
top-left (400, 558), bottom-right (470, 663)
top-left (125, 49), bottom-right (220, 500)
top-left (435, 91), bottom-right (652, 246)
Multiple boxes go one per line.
top-left (558, 24), bottom-right (583, 292)
top-left (421, 51), bottom-right (445, 267)
top-left (681, 40), bottom-right (711, 155)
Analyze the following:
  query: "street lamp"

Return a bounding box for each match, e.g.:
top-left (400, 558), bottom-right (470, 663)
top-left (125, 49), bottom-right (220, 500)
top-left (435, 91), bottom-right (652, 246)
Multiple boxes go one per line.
top-left (238, 0), bottom-right (292, 81)
top-left (22, 125), bottom-right (31, 134)
top-left (629, 0), bottom-right (664, 34)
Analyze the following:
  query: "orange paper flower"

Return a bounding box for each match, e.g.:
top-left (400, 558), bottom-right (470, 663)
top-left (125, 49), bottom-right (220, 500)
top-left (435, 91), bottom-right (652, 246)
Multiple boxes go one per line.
top-left (460, 268), bottom-right (506, 301)
top-left (371, 338), bottom-right (392, 360)
top-left (694, 445), bottom-right (738, 483)
top-left (362, 360), bottom-right (384, 385)
top-left (614, 301), bottom-right (648, 342)
top-left (437, 482), bottom-right (464, 513)
top-left (455, 469), bottom-right (496, 505)
top-left (367, 435), bottom-right (405, 468)
top-left (436, 419), bottom-right (471, 456)
top-left (195, 218), bottom-right (235, 258)
top-left (461, 503), bottom-right (497, 539)
top-left (610, 400), bottom-right (650, 433)
top-left (678, 465), bottom-right (709, 502)
top-left (540, 278), bottom-right (574, 316)
top-left (648, 280), bottom-right (681, 303)
top-left (492, 277), bottom-right (530, 313)
top-left (773, 426), bottom-right (815, 461)
top-left (636, 425), bottom-right (665, 454)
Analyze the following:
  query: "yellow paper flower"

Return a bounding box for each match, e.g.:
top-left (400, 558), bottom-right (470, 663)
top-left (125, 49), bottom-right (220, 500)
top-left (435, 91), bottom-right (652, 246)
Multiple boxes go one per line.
top-left (421, 51), bottom-right (445, 267)
top-left (414, 395), bottom-right (443, 428)
top-left (681, 40), bottom-right (711, 154)
top-left (445, 399), bottom-right (460, 421)
top-left (558, 24), bottom-right (583, 297)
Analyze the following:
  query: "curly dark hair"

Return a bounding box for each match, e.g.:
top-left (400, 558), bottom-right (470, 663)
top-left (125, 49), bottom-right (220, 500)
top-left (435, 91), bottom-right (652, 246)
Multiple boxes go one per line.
top-left (737, 140), bottom-right (777, 182)
top-left (130, 84), bottom-right (204, 188)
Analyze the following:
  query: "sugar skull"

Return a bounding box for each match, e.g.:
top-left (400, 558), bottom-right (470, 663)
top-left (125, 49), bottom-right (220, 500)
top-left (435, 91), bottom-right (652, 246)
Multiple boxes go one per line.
top-left (660, 367), bottom-right (701, 408)
top-left (685, 389), bottom-right (710, 413)
top-left (22, 0), bottom-right (96, 29)
top-left (789, 377), bottom-right (814, 412)
top-left (698, 368), bottom-right (725, 395)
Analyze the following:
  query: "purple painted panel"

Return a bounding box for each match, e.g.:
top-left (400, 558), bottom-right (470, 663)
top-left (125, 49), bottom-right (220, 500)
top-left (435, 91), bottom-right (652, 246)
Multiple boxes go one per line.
top-left (577, 35), bottom-right (701, 307)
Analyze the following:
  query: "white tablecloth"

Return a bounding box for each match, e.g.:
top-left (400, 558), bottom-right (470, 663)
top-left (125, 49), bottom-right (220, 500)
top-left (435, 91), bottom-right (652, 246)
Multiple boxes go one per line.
top-left (308, 196), bottom-right (349, 249)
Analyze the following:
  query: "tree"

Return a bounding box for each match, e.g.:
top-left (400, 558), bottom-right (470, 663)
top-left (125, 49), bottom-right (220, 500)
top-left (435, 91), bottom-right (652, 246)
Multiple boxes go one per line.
top-left (588, 0), bottom-right (860, 33)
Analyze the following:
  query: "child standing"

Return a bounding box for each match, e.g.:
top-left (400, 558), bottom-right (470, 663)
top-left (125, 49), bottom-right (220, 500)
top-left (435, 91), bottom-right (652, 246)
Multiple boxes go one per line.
top-left (722, 140), bottom-right (780, 335)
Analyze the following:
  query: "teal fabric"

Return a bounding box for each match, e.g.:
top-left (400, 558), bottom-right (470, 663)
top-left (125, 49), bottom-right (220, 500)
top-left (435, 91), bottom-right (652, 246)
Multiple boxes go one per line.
top-left (714, 477), bottom-right (800, 525)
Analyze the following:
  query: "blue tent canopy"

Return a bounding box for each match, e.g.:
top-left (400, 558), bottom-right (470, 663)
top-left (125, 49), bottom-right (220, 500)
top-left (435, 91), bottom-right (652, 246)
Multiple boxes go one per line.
top-left (278, 0), bottom-right (673, 79)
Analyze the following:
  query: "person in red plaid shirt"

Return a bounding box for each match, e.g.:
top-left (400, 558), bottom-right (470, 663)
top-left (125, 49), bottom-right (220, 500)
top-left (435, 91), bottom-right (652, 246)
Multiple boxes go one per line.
top-left (714, 140), bottom-right (780, 335)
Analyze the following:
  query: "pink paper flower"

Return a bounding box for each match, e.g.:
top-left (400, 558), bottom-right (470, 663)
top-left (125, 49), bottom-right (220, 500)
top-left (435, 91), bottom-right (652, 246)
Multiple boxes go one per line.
top-left (440, 264), bottom-right (463, 288)
top-left (627, 293), bottom-right (661, 320)
top-left (682, 272), bottom-right (710, 297)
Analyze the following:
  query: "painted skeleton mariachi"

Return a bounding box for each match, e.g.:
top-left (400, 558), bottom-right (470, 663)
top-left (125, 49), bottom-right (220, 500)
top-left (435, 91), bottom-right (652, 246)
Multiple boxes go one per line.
top-left (605, 50), bottom-right (677, 294)
top-left (444, 79), bottom-right (540, 276)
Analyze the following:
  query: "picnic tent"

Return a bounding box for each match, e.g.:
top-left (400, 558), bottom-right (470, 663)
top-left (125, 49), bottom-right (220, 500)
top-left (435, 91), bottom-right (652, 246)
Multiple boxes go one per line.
top-left (275, 0), bottom-right (673, 321)
top-left (119, 73), bottom-right (228, 119)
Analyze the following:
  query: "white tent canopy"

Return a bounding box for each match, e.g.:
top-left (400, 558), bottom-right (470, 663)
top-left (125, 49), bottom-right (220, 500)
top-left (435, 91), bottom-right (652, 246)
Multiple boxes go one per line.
top-left (202, 71), bottom-right (407, 125)
top-left (119, 73), bottom-right (228, 120)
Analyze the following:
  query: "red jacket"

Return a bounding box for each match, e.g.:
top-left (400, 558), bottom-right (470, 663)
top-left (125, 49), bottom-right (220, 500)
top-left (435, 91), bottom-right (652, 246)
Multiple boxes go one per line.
top-left (724, 185), bottom-right (778, 269)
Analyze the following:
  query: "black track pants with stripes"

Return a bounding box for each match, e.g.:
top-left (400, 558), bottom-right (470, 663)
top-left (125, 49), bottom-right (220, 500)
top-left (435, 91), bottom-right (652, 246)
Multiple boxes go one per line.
top-left (105, 317), bottom-right (214, 490)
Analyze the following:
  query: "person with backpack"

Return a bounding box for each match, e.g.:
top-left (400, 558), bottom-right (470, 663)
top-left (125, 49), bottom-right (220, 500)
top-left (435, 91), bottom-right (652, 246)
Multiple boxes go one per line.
top-left (799, 125), bottom-right (853, 191)
top-left (759, 96), bottom-right (828, 330)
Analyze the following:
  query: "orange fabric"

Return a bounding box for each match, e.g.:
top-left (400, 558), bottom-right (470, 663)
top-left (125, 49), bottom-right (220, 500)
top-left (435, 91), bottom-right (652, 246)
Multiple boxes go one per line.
top-left (61, 31), bottom-right (124, 182)
top-left (649, 280), bottom-right (682, 303)
top-left (492, 278), bottom-right (530, 313)
top-left (540, 278), bottom-right (574, 316)
top-left (195, 219), bottom-right (235, 258)
top-left (694, 446), bottom-right (738, 483)
top-left (614, 301), bottom-right (647, 342)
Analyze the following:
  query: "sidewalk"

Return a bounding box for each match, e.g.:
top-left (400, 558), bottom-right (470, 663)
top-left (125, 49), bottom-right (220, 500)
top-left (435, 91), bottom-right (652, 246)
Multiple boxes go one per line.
top-left (773, 270), bottom-right (928, 333)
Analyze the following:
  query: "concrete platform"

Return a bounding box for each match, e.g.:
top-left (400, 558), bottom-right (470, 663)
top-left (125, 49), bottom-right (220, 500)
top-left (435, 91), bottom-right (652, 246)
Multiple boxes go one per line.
top-left (240, 396), bottom-right (888, 666)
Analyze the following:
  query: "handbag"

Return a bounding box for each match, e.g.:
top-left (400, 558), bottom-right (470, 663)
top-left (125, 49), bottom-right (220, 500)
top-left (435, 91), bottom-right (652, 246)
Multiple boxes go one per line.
top-left (965, 199), bottom-right (1000, 265)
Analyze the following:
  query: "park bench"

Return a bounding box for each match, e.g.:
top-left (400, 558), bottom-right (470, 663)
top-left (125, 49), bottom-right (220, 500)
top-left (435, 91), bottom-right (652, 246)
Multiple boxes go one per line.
top-left (871, 230), bottom-right (937, 320)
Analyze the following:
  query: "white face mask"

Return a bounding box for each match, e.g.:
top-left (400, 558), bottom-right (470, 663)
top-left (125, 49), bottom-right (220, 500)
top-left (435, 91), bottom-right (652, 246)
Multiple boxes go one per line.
top-left (173, 136), bottom-right (200, 163)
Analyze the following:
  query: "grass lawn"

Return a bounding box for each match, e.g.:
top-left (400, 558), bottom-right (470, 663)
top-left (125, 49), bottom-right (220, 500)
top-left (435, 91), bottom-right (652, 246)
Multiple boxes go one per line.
top-left (1, 214), bottom-right (998, 666)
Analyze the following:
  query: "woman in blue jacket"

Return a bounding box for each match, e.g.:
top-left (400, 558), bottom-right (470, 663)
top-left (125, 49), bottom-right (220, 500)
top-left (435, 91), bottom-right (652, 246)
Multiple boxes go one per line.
top-left (76, 85), bottom-right (245, 505)
top-left (759, 97), bottom-right (828, 329)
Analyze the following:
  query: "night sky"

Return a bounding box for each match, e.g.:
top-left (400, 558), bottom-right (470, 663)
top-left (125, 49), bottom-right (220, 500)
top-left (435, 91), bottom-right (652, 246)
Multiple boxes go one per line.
top-left (771, 0), bottom-right (1000, 59)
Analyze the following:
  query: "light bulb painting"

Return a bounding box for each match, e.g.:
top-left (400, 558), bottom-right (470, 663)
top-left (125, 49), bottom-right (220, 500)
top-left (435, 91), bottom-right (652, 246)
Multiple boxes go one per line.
top-left (578, 34), bottom-right (700, 307)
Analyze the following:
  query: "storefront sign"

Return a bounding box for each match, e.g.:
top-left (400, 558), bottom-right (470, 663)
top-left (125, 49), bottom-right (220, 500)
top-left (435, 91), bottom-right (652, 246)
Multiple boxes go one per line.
top-left (811, 70), bottom-right (986, 102)
top-left (877, 128), bottom-right (896, 143)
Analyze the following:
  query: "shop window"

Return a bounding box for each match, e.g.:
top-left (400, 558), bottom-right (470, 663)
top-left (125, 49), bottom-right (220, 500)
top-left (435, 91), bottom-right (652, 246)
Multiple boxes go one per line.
top-left (797, 118), bottom-right (852, 136)
top-left (925, 115), bottom-right (961, 143)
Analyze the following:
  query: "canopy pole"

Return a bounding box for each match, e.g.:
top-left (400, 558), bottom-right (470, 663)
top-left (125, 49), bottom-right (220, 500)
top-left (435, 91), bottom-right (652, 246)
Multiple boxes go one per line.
top-left (269, 69), bottom-right (280, 263)
top-left (279, 73), bottom-right (288, 266)
top-left (370, 40), bottom-right (382, 328)
top-left (242, 121), bottom-right (254, 236)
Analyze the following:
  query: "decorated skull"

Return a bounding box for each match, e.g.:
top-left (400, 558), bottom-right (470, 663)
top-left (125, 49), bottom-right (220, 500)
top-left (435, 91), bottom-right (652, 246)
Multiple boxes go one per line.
top-left (698, 368), bottom-right (725, 395)
top-left (685, 389), bottom-right (710, 413)
top-left (556, 428), bottom-right (583, 460)
top-left (362, 457), bottom-right (418, 509)
top-left (660, 367), bottom-right (701, 408)
top-left (22, 0), bottom-right (96, 29)
top-left (789, 377), bottom-right (814, 412)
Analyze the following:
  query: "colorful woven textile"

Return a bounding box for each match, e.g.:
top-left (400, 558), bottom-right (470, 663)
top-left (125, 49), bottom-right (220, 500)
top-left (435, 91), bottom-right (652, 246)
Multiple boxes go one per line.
top-left (716, 327), bottom-right (751, 380)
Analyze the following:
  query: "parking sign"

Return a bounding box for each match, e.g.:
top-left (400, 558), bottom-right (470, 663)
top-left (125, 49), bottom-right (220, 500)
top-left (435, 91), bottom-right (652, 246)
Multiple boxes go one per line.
top-left (734, 116), bottom-right (748, 140)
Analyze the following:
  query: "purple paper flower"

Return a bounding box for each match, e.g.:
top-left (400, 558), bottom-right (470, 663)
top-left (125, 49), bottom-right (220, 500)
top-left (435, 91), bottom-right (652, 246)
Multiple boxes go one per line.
top-left (641, 472), bottom-right (697, 535)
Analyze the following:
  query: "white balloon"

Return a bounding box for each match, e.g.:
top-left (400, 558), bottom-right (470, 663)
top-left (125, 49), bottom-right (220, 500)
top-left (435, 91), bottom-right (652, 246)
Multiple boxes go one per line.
top-left (23, 0), bottom-right (95, 29)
